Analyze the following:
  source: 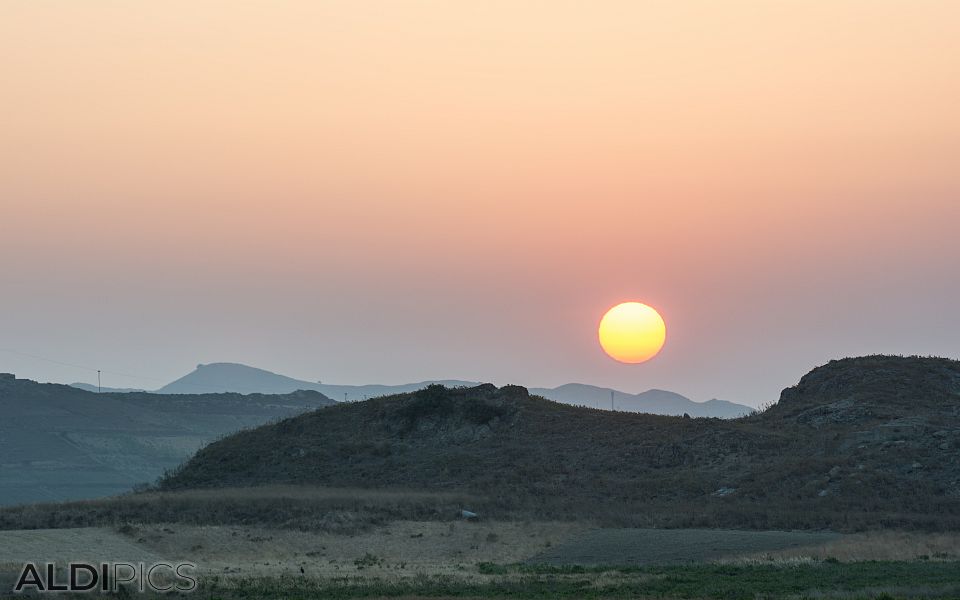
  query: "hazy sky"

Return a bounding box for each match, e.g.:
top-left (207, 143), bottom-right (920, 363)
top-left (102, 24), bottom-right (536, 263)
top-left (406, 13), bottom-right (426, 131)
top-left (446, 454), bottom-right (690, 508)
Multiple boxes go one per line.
top-left (2, 1), bottom-right (958, 406)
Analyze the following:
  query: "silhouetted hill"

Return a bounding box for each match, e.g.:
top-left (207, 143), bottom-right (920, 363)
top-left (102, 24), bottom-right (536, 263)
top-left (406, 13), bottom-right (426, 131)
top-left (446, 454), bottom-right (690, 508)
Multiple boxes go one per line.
top-left (155, 362), bottom-right (476, 398)
top-left (157, 363), bottom-right (324, 394)
top-left (96, 362), bottom-right (752, 417)
top-left (160, 356), bottom-right (960, 531)
top-left (0, 373), bottom-right (333, 506)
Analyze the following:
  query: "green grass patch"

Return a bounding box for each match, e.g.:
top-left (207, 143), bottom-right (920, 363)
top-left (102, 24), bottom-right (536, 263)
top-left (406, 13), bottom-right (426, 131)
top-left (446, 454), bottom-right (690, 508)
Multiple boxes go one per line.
top-left (194, 560), bottom-right (960, 600)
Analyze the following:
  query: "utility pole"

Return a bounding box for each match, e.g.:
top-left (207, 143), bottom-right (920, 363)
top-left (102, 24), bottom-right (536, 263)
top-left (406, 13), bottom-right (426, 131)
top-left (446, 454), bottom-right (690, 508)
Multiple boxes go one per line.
top-left (610, 390), bottom-right (614, 411)
top-left (97, 370), bottom-right (101, 394)
top-left (344, 392), bottom-right (348, 403)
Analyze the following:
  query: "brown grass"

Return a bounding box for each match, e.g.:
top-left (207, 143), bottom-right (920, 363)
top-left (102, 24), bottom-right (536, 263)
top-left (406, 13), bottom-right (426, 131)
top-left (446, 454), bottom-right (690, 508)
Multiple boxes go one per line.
top-left (734, 530), bottom-right (960, 562)
top-left (0, 486), bottom-right (480, 534)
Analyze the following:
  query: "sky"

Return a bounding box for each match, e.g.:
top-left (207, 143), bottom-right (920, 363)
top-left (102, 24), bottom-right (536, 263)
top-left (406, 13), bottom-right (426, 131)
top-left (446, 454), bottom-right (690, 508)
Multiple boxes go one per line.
top-left (1, 1), bottom-right (958, 407)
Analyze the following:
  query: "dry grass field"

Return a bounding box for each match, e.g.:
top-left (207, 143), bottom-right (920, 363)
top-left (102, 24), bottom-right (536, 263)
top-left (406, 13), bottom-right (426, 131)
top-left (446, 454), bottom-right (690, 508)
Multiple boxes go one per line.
top-left (0, 519), bottom-right (583, 595)
top-left (124, 519), bottom-right (587, 578)
top-left (1, 518), bottom-right (958, 598)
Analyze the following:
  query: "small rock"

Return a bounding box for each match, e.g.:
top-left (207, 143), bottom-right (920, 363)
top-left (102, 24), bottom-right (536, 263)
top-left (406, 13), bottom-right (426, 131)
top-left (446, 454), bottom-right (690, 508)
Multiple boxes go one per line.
top-left (818, 489), bottom-right (830, 497)
top-left (711, 487), bottom-right (736, 497)
top-left (911, 462), bottom-right (923, 469)
top-left (940, 442), bottom-right (950, 450)
top-left (829, 466), bottom-right (842, 478)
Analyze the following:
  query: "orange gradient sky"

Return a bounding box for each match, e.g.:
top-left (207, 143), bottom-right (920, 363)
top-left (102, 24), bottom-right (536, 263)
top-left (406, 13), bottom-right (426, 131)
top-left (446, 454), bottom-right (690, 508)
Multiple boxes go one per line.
top-left (2, 1), bottom-right (959, 405)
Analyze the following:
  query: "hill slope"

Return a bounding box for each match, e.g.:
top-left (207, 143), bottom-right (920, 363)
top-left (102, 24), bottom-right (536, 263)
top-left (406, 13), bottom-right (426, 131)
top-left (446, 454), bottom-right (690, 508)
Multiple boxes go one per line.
top-left (0, 374), bottom-right (333, 506)
top-left (161, 356), bottom-right (960, 531)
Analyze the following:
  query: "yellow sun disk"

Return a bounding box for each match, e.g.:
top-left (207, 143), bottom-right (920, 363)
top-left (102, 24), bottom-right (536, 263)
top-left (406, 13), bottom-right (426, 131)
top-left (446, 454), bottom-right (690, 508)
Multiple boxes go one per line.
top-left (598, 302), bottom-right (666, 363)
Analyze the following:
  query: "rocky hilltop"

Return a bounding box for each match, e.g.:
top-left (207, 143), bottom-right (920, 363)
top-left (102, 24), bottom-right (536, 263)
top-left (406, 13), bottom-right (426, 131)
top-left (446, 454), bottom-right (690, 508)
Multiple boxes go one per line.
top-left (762, 355), bottom-right (959, 425)
top-left (160, 356), bottom-right (960, 531)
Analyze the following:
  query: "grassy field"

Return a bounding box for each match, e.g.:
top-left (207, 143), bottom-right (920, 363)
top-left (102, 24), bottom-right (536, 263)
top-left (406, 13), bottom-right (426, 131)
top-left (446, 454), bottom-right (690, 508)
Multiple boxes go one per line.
top-left (188, 560), bottom-right (960, 599)
top-left (2, 483), bottom-right (958, 599)
top-left (528, 528), bottom-right (842, 566)
top-left (2, 521), bottom-right (958, 599)
top-left (4, 560), bottom-right (957, 599)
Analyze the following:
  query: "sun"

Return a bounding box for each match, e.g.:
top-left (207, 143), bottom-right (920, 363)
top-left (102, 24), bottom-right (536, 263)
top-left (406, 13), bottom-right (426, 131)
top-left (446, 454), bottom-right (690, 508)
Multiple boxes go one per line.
top-left (598, 302), bottom-right (666, 363)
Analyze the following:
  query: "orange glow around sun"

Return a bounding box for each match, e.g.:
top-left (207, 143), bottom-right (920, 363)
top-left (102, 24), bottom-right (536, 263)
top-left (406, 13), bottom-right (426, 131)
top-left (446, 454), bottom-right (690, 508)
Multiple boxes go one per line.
top-left (598, 302), bottom-right (667, 364)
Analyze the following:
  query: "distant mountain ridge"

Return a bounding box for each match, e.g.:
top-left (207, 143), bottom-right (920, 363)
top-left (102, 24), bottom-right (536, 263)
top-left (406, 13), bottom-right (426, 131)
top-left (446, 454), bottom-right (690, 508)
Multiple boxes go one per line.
top-left (529, 383), bottom-right (749, 418)
top-left (71, 383), bottom-right (147, 394)
top-left (74, 362), bottom-right (752, 418)
top-left (155, 363), bottom-right (477, 402)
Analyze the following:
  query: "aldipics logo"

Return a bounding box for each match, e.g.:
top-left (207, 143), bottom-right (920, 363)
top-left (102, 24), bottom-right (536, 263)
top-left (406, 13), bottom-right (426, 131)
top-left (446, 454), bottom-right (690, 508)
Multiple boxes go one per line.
top-left (12, 562), bottom-right (197, 594)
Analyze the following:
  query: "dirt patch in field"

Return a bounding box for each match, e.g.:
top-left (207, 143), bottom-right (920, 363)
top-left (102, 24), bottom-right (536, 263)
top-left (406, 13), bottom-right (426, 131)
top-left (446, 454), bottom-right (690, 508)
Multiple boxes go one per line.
top-left (528, 528), bottom-right (842, 566)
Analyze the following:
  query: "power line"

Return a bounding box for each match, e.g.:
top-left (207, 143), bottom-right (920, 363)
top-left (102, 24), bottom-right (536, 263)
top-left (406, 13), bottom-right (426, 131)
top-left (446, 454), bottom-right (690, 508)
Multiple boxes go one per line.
top-left (0, 349), bottom-right (175, 385)
top-left (0, 348), bottom-right (103, 375)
